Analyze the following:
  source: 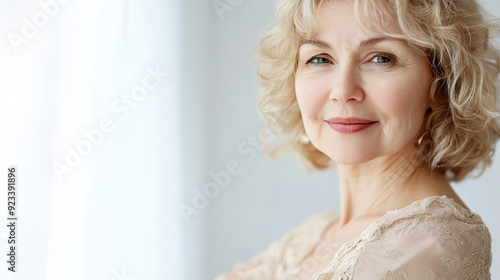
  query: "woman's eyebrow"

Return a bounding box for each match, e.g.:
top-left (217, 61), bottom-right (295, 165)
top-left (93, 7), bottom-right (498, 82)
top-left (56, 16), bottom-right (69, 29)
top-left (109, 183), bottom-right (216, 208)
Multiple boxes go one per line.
top-left (300, 36), bottom-right (406, 49)
top-left (358, 36), bottom-right (407, 48)
top-left (300, 39), bottom-right (331, 49)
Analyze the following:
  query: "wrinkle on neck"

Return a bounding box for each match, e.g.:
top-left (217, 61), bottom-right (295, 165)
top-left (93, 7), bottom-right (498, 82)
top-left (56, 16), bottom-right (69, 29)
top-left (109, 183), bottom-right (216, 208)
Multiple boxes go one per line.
top-left (336, 143), bottom-right (431, 226)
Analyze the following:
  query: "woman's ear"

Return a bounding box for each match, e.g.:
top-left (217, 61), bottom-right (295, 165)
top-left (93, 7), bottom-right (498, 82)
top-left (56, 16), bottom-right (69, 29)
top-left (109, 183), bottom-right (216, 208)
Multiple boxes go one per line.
top-left (426, 95), bottom-right (439, 114)
top-left (423, 101), bottom-right (435, 124)
top-left (431, 100), bottom-right (439, 110)
top-left (424, 102), bottom-right (434, 117)
top-left (425, 107), bottom-right (433, 115)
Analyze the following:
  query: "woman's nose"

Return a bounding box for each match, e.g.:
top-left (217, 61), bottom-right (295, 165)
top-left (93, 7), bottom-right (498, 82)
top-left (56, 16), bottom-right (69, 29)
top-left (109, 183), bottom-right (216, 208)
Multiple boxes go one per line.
top-left (328, 64), bottom-right (364, 103)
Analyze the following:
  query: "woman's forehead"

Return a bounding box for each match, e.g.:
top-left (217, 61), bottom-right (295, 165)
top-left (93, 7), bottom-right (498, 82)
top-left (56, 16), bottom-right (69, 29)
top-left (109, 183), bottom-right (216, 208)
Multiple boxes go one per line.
top-left (310, 0), bottom-right (403, 44)
top-left (313, 0), bottom-right (401, 36)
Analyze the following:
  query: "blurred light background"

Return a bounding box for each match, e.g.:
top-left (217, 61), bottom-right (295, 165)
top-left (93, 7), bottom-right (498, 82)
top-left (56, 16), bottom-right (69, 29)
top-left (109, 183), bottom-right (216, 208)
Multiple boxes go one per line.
top-left (0, 0), bottom-right (498, 280)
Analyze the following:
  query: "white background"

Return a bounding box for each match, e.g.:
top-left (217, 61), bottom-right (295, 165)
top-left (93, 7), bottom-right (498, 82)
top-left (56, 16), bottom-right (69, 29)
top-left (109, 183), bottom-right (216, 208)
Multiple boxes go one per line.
top-left (0, 1), bottom-right (497, 280)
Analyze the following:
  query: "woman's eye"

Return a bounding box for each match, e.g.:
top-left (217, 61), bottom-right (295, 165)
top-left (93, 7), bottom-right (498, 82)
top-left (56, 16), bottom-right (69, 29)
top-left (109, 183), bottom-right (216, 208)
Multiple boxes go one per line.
top-left (371, 55), bottom-right (393, 64)
top-left (306, 56), bottom-right (331, 64)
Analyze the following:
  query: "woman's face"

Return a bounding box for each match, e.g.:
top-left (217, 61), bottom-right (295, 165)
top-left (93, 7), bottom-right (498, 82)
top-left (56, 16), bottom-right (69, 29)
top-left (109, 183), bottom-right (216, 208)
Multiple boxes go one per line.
top-left (295, 0), bottom-right (434, 165)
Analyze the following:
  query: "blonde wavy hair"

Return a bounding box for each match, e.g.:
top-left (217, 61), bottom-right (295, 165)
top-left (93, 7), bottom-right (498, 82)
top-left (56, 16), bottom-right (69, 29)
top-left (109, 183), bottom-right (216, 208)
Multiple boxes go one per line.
top-left (257, 0), bottom-right (500, 182)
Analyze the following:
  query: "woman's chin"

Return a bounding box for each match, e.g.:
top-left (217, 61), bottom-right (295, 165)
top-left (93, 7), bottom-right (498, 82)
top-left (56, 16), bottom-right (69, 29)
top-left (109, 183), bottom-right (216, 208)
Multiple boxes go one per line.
top-left (326, 152), bottom-right (377, 166)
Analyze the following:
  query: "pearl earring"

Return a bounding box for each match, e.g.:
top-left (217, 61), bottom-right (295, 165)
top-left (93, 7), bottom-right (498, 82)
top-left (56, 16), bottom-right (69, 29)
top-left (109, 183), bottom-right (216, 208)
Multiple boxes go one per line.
top-left (417, 132), bottom-right (426, 146)
top-left (299, 133), bottom-right (310, 145)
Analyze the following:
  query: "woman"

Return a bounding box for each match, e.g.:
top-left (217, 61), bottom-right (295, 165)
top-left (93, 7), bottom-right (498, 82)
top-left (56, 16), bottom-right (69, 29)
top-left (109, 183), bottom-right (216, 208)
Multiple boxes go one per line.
top-left (217, 0), bottom-right (500, 279)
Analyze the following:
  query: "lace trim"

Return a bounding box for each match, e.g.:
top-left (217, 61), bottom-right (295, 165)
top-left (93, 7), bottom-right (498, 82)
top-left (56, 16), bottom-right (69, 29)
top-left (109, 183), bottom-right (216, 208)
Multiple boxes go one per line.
top-left (315, 195), bottom-right (491, 280)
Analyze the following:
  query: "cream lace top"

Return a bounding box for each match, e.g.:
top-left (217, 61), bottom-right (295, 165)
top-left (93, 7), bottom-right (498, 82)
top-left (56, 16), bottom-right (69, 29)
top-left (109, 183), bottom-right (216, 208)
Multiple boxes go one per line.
top-left (215, 196), bottom-right (492, 279)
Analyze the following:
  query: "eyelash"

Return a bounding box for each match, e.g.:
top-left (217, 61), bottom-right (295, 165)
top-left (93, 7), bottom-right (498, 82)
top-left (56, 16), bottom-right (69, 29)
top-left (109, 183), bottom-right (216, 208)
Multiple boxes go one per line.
top-left (305, 52), bottom-right (397, 66)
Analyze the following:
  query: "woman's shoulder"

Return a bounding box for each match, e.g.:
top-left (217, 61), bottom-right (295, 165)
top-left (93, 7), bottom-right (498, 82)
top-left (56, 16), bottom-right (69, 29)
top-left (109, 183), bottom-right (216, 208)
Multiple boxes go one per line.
top-left (345, 196), bottom-right (492, 279)
top-left (372, 195), bottom-right (490, 241)
top-left (250, 210), bottom-right (339, 263)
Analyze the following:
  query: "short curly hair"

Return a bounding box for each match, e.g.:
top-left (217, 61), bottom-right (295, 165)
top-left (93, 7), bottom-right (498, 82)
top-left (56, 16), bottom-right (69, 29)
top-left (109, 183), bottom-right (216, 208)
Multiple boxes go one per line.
top-left (256, 0), bottom-right (500, 182)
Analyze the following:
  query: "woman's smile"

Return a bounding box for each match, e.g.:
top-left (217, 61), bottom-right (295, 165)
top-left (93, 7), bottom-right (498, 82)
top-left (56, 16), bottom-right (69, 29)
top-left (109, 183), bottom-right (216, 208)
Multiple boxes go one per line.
top-left (325, 117), bottom-right (378, 134)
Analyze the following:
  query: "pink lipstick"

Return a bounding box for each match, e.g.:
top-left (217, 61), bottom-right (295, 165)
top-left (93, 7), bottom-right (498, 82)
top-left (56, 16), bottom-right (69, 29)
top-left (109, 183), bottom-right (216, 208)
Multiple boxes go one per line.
top-left (326, 117), bottom-right (377, 134)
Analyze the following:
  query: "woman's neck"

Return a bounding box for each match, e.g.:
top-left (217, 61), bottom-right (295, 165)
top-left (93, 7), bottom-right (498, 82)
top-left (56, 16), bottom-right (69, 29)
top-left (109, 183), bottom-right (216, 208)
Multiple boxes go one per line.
top-left (336, 144), bottom-right (456, 228)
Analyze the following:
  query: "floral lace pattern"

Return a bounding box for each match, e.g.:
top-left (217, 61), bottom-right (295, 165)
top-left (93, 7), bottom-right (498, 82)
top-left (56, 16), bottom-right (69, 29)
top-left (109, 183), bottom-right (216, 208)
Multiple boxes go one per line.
top-left (215, 196), bottom-right (492, 280)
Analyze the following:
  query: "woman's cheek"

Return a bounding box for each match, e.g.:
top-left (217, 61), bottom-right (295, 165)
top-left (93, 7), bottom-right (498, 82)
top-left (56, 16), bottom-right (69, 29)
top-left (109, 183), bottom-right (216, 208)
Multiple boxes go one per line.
top-left (295, 76), bottom-right (329, 118)
top-left (377, 72), bottom-right (431, 119)
top-left (373, 82), bottom-right (415, 118)
top-left (374, 85), bottom-right (427, 143)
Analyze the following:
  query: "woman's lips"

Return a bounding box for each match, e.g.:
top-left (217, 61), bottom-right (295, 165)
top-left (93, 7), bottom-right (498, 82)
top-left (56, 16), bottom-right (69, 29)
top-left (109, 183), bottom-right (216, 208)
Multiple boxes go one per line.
top-left (325, 118), bottom-right (377, 134)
